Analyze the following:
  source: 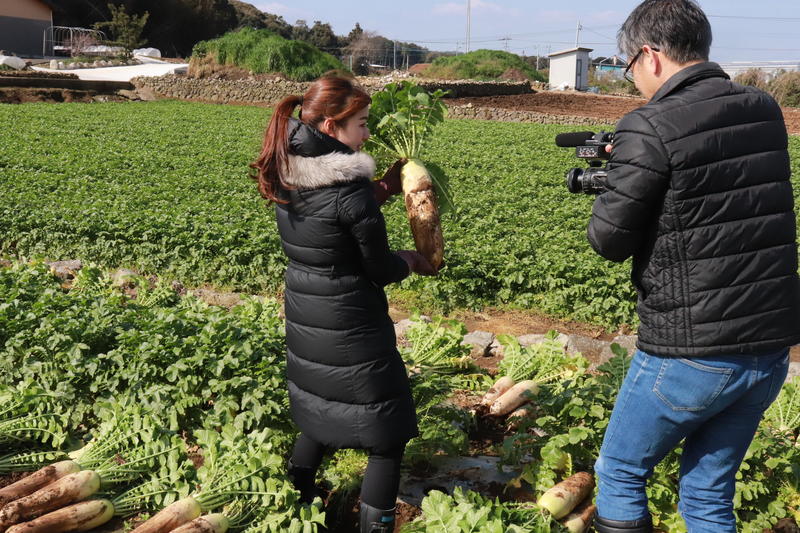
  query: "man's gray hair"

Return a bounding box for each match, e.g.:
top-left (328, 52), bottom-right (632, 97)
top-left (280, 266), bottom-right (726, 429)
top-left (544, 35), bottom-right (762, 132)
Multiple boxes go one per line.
top-left (618, 0), bottom-right (712, 63)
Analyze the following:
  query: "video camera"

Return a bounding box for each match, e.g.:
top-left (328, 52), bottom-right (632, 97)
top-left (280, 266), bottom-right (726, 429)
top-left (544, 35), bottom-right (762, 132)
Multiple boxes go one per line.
top-left (555, 131), bottom-right (614, 195)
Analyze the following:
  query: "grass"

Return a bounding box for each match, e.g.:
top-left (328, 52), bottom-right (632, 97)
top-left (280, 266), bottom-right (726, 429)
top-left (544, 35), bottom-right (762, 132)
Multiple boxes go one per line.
top-left (423, 49), bottom-right (546, 82)
top-left (190, 28), bottom-right (344, 81)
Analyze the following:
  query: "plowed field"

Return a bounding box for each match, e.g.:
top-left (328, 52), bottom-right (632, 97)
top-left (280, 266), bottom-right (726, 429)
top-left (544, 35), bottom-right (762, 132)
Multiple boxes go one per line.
top-left (448, 91), bottom-right (800, 134)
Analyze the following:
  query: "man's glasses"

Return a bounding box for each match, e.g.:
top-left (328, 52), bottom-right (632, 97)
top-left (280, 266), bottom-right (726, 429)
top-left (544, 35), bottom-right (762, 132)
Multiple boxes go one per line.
top-left (624, 46), bottom-right (660, 83)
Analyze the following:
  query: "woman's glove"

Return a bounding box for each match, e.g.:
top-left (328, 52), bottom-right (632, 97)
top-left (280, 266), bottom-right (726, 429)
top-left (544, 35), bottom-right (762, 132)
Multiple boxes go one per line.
top-left (396, 250), bottom-right (438, 276)
top-left (373, 159), bottom-right (407, 205)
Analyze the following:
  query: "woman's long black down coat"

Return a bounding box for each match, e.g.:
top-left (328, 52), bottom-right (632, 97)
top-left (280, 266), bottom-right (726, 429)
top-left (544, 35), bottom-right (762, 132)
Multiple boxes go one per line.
top-left (276, 120), bottom-right (418, 453)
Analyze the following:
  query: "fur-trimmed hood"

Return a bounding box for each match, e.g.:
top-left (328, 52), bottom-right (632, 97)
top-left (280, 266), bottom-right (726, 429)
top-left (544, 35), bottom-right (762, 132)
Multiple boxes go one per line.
top-left (283, 117), bottom-right (376, 189)
top-left (282, 151), bottom-right (376, 190)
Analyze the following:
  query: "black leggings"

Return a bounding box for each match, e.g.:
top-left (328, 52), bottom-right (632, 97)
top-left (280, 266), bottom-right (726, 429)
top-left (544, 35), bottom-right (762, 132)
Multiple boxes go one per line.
top-left (291, 433), bottom-right (405, 510)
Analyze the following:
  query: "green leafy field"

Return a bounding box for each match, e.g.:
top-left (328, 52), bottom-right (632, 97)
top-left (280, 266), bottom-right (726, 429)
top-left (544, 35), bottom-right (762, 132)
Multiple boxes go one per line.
top-left (0, 263), bottom-right (797, 531)
top-left (2, 101), bottom-right (799, 329)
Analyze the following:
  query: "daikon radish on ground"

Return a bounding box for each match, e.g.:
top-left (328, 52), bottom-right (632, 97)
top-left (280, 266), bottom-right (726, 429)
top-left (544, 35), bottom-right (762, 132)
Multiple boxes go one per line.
top-left (559, 497), bottom-right (597, 533)
top-left (0, 460), bottom-right (80, 507)
top-left (5, 498), bottom-right (114, 533)
top-left (505, 405), bottom-right (534, 430)
top-left (170, 513), bottom-right (230, 533)
top-left (0, 470), bottom-right (100, 530)
top-left (537, 471), bottom-right (595, 520)
top-left (129, 497), bottom-right (203, 533)
top-left (489, 380), bottom-right (540, 416)
top-left (481, 376), bottom-right (515, 407)
top-left (487, 334), bottom-right (580, 418)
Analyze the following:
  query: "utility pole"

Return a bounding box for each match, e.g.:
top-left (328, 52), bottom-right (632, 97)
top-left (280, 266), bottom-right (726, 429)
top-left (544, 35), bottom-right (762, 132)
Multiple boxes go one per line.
top-left (575, 20), bottom-right (582, 48)
top-left (500, 36), bottom-right (510, 52)
top-left (466, 0), bottom-right (471, 53)
top-left (535, 45), bottom-right (540, 70)
top-left (393, 40), bottom-right (397, 70)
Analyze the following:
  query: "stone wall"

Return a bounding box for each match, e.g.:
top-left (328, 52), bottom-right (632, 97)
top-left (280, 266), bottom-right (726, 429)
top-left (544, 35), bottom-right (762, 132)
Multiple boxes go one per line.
top-left (130, 74), bottom-right (533, 104)
top-left (129, 75), bottom-right (615, 126)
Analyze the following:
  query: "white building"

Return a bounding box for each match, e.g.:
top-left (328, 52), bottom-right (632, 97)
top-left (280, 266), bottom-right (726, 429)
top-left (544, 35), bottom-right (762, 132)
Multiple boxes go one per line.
top-left (548, 47), bottom-right (593, 90)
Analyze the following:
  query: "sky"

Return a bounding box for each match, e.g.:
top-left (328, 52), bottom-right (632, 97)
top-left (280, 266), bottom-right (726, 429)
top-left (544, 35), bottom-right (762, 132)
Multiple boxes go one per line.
top-left (249, 0), bottom-right (800, 65)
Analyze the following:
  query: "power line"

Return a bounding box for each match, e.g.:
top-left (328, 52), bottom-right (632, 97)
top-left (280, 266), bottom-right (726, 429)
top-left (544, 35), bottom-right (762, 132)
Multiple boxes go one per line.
top-left (583, 28), bottom-right (616, 42)
top-left (713, 46), bottom-right (800, 51)
top-left (708, 14), bottom-right (800, 21)
top-left (386, 26), bottom-right (615, 46)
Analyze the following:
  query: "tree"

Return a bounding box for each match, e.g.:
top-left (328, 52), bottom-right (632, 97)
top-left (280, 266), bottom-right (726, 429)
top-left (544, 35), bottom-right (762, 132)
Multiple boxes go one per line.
top-left (344, 31), bottom-right (392, 74)
top-left (228, 0), bottom-right (291, 37)
top-left (93, 3), bottom-right (149, 57)
top-left (262, 13), bottom-right (292, 38)
top-left (345, 22), bottom-right (363, 46)
top-left (292, 19), bottom-right (310, 42)
top-left (307, 20), bottom-right (338, 52)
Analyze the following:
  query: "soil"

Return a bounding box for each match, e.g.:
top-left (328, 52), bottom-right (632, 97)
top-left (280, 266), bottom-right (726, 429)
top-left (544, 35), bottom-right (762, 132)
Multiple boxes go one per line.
top-left (0, 87), bottom-right (127, 104)
top-left (390, 306), bottom-right (618, 340)
top-left (390, 305), bottom-right (800, 364)
top-left (499, 67), bottom-right (531, 82)
top-left (323, 484), bottom-right (422, 532)
top-left (471, 349), bottom-right (503, 375)
top-left (0, 471), bottom-right (30, 489)
top-left (394, 500), bottom-right (422, 530)
top-left (448, 90), bottom-right (646, 121)
top-left (408, 63), bottom-right (430, 76)
top-left (186, 444), bottom-right (204, 468)
top-left (0, 70), bottom-right (78, 79)
top-left (783, 107), bottom-right (800, 136)
top-left (446, 390), bottom-right (522, 457)
top-left (447, 91), bottom-right (800, 135)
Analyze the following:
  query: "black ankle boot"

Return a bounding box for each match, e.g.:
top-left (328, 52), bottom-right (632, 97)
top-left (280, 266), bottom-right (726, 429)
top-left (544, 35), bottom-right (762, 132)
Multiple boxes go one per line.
top-left (287, 459), bottom-right (318, 504)
top-left (593, 515), bottom-right (653, 533)
top-left (359, 502), bottom-right (395, 533)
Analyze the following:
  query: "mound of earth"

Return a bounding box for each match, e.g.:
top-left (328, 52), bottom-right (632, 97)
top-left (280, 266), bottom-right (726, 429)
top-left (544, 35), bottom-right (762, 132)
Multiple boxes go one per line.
top-left (188, 55), bottom-right (285, 81)
top-left (499, 67), bottom-right (530, 81)
top-left (408, 63), bottom-right (431, 76)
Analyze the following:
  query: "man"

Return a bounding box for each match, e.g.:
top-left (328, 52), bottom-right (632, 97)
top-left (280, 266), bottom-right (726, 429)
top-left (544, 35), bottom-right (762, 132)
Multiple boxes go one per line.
top-left (587, 1), bottom-right (800, 532)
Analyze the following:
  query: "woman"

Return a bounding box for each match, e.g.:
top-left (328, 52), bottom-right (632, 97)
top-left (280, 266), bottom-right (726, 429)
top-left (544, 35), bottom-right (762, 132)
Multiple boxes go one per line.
top-left (250, 72), bottom-right (435, 533)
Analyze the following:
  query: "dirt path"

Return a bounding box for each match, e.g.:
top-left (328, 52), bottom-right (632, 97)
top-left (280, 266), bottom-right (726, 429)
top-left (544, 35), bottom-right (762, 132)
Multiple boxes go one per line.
top-left (448, 91), bottom-right (800, 134)
top-left (389, 305), bottom-right (800, 363)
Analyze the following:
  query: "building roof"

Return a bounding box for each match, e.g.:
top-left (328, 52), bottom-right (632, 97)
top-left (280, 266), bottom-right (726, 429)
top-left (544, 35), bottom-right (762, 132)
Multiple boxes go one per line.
top-left (548, 47), bottom-right (593, 58)
top-left (25, 0), bottom-right (57, 10)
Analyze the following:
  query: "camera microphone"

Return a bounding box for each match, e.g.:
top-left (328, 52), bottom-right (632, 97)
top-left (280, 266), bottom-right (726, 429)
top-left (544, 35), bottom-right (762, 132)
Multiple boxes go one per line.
top-left (555, 131), bottom-right (596, 147)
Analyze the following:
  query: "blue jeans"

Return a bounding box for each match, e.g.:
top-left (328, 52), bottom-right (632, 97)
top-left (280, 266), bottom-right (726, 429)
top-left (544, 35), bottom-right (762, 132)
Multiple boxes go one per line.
top-left (595, 348), bottom-right (790, 532)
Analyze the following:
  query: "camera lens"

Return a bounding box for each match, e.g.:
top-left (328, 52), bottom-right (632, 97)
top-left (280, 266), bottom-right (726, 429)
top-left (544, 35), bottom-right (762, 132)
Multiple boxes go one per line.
top-left (565, 168), bottom-right (584, 194)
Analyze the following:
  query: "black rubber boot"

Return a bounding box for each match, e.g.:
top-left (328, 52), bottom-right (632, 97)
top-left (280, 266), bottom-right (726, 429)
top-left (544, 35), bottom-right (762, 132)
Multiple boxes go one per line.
top-left (359, 502), bottom-right (395, 533)
top-left (287, 459), bottom-right (318, 505)
top-left (593, 515), bottom-right (653, 533)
